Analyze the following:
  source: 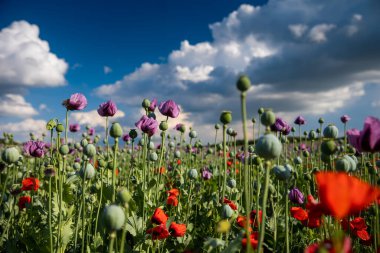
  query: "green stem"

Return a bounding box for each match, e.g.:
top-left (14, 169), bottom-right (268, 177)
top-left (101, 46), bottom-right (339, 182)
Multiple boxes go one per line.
top-left (112, 138), bottom-right (119, 203)
top-left (119, 207), bottom-right (129, 253)
top-left (285, 182), bottom-right (289, 253)
top-left (81, 160), bottom-right (88, 253)
top-left (65, 109), bottom-right (69, 144)
top-left (48, 176), bottom-right (53, 253)
top-left (109, 232), bottom-right (116, 253)
top-left (257, 161), bottom-right (271, 253)
top-left (221, 124), bottom-right (227, 202)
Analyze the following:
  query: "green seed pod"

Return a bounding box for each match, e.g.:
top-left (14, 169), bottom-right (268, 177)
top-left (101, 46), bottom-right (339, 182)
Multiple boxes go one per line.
top-left (110, 122), bottom-right (123, 138)
top-left (80, 163), bottom-right (96, 179)
top-left (302, 150), bottom-right (309, 158)
top-left (74, 142), bottom-right (81, 150)
top-left (236, 75), bottom-right (251, 92)
top-left (258, 107), bottom-right (264, 115)
top-left (260, 109), bottom-right (276, 127)
top-left (73, 162), bottom-right (81, 170)
top-left (56, 123), bottom-right (65, 133)
top-left (174, 150), bottom-right (181, 158)
top-left (159, 121), bottom-right (168, 131)
top-left (148, 141), bottom-right (155, 150)
top-left (102, 205), bottom-right (125, 231)
top-left (293, 156), bottom-right (302, 165)
top-left (318, 118), bottom-right (324, 124)
top-left (255, 134), bottom-right (282, 160)
top-left (149, 152), bottom-right (158, 161)
top-left (188, 169), bottom-right (198, 179)
top-left (117, 188), bottom-right (132, 206)
top-left (273, 164), bottom-right (292, 181)
top-left (221, 204), bottom-right (234, 219)
top-left (59, 144), bottom-right (70, 155)
top-left (344, 155), bottom-right (357, 172)
top-left (207, 148), bottom-right (213, 155)
top-left (189, 130), bottom-right (197, 139)
top-left (46, 118), bottom-right (58, 130)
top-left (220, 111), bottom-right (232, 125)
top-left (215, 124), bottom-right (220, 130)
top-left (227, 179), bottom-right (236, 188)
top-left (142, 98), bottom-right (151, 109)
top-left (308, 130), bottom-right (317, 140)
top-left (336, 157), bottom-right (350, 172)
top-left (323, 124), bottom-right (339, 139)
top-left (178, 124), bottom-right (186, 133)
top-left (252, 118), bottom-right (256, 124)
top-left (2, 147), bottom-right (20, 164)
top-left (84, 144), bottom-right (96, 158)
top-left (321, 140), bottom-right (337, 155)
top-left (80, 138), bottom-right (88, 147)
top-left (129, 129), bottom-right (138, 139)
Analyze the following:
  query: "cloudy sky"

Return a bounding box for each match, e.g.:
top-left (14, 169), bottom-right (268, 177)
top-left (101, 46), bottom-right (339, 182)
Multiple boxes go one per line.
top-left (0, 0), bottom-right (379, 143)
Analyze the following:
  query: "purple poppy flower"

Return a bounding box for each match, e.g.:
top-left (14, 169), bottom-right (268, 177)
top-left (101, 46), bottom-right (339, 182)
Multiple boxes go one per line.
top-left (174, 123), bottom-right (184, 131)
top-left (202, 168), bottom-right (212, 180)
top-left (288, 187), bottom-right (304, 204)
top-left (283, 125), bottom-right (292, 136)
top-left (347, 116), bottom-right (380, 153)
top-left (340, 115), bottom-right (351, 124)
top-left (294, 116), bottom-right (306, 125)
top-left (347, 128), bottom-right (361, 152)
top-left (135, 115), bottom-right (158, 137)
top-left (97, 100), bottom-right (117, 117)
top-left (158, 100), bottom-right (180, 118)
top-left (62, 93), bottom-right (87, 111)
top-left (122, 134), bottom-right (131, 142)
top-left (148, 98), bottom-right (157, 112)
top-left (69, 124), bottom-right (80, 133)
top-left (88, 128), bottom-right (95, 136)
top-left (24, 140), bottom-right (46, 158)
top-left (75, 157), bottom-right (81, 163)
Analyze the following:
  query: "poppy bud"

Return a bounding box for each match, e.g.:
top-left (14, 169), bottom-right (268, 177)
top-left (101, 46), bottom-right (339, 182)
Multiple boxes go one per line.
top-left (260, 109), bottom-right (276, 127)
top-left (236, 75), bottom-right (251, 92)
top-left (110, 122), bottom-right (123, 138)
top-left (84, 144), bottom-right (96, 158)
top-left (273, 164), bottom-right (292, 180)
top-left (44, 168), bottom-right (56, 177)
top-left (129, 129), bottom-right (138, 139)
top-left (189, 130), bottom-right (197, 139)
top-left (255, 134), bottom-right (282, 160)
top-left (59, 144), bottom-right (70, 155)
top-left (258, 107), bottom-right (264, 114)
top-left (221, 204), bottom-right (234, 219)
top-left (215, 124), bottom-right (220, 130)
top-left (117, 188), bottom-right (132, 206)
top-left (81, 138), bottom-right (88, 147)
top-left (220, 111), bottom-right (232, 125)
top-left (252, 118), bottom-right (256, 124)
top-left (336, 158), bottom-right (350, 172)
top-left (227, 179), bottom-right (236, 188)
top-left (73, 162), bottom-right (81, 170)
top-left (56, 123), bottom-right (64, 133)
top-left (102, 205), bottom-right (125, 231)
top-left (80, 163), bottom-right (96, 179)
top-left (293, 156), bottom-right (302, 165)
top-left (159, 121), bottom-right (168, 131)
top-left (323, 124), bottom-right (339, 139)
top-left (321, 140), bottom-right (337, 155)
top-left (302, 150), bottom-right (309, 158)
top-left (98, 159), bottom-right (106, 168)
top-left (148, 141), bottom-right (155, 150)
top-left (248, 145), bottom-right (255, 153)
top-left (46, 119), bottom-right (58, 130)
top-left (174, 151), bottom-right (181, 158)
top-left (308, 130), bottom-right (317, 140)
top-left (142, 98), bottom-right (151, 109)
top-left (2, 147), bottom-right (20, 164)
top-left (149, 152), bottom-right (158, 161)
top-left (318, 118), bottom-right (324, 124)
top-left (188, 169), bottom-right (198, 179)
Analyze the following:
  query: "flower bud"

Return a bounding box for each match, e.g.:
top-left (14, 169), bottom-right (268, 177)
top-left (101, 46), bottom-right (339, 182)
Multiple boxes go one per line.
top-left (215, 124), bottom-right (220, 130)
top-left (129, 129), bottom-right (138, 139)
top-left (258, 107), bottom-right (264, 114)
top-left (260, 109), bottom-right (276, 127)
top-left (252, 118), bottom-right (256, 124)
top-left (2, 147), bottom-right (20, 164)
top-left (188, 169), bottom-right (198, 179)
top-left (142, 98), bottom-right (151, 109)
top-left (80, 163), bottom-right (96, 179)
top-left (293, 156), bottom-right (302, 165)
top-left (221, 204), bottom-right (234, 219)
top-left (102, 205), bottom-right (125, 231)
top-left (84, 144), bottom-right (96, 158)
top-left (321, 140), bottom-right (337, 155)
top-left (236, 75), bottom-right (251, 92)
top-left (255, 134), bottom-right (282, 160)
top-left (149, 152), bottom-right (158, 161)
top-left (220, 111), bottom-right (232, 125)
top-left (46, 118), bottom-right (58, 130)
top-left (56, 123), bottom-right (64, 133)
top-left (117, 188), bottom-right (132, 206)
top-left (110, 122), bottom-right (123, 138)
top-left (159, 121), bottom-right (168, 131)
top-left (308, 130), bottom-right (317, 140)
top-left (273, 164), bottom-right (292, 180)
top-left (227, 179), bottom-right (236, 188)
top-left (59, 144), bottom-right (70, 155)
top-left (73, 162), bottom-right (81, 170)
top-left (189, 130), bottom-right (197, 139)
top-left (318, 118), bottom-right (324, 124)
top-left (81, 138), bottom-right (88, 147)
top-left (174, 150), bottom-right (181, 158)
top-left (323, 124), bottom-right (339, 139)
top-left (336, 157), bottom-right (350, 172)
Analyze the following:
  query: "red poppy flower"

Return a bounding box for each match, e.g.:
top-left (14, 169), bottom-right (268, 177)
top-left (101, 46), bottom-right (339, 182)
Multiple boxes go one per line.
top-left (167, 195), bottom-right (178, 207)
top-left (250, 210), bottom-right (262, 227)
top-left (18, 196), bottom-right (31, 209)
top-left (21, 177), bottom-right (40, 191)
top-left (169, 222), bottom-right (186, 237)
top-left (241, 232), bottom-right (259, 249)
top-left (356, 229), bottom-right (371, 241)
top-left (350, 217), bottom-right (367, 231)
top-left (116, 169), bottom-right (119, 176)
top-left (223, 198), bottom-right (237, 210)
top-left (316, 172), bottom-right (380, 219)
top-left (227, 160), bottom-right (233, 167)
top-left (304, 237), bottom-right (352, 253)
top-left (159, 167), bottom-right (166, 174)
top-left (177, 159), bottom-right (181, 165)
top-left (167, 189), bottom-right (180, 197)
top-left (151, 208), bottom-right (168, 225)
top-left (290, 207), bottom-right (308, 221)
top-left (236, 215), bottom-right (247, 227)
top-left (146, 224), bottom-right (170, 240)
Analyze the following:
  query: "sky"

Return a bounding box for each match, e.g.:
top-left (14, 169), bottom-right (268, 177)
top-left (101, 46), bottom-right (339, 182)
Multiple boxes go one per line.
top-left (0, 0), bottom-right (379, 143)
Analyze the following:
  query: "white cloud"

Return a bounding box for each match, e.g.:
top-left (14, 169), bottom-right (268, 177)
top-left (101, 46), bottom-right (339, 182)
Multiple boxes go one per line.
top-left (70, 110), bottom-right (125, 128)
top-left (0, 118), bottom-right (47, 140)
top-left (0, 94), bottom-right (38, 117)
top-left (104, 66), bottom-right (112, 74)
top-left (308, 24), bottom-right (336, 43)
top-left (0, 21), bottom-right (68, 87)
top-left (39, 103), bottom-right (47, 111)
top-left (175, 65), bottom-right (214, 82)
top-left (288, 24), bottom-right (308, 38)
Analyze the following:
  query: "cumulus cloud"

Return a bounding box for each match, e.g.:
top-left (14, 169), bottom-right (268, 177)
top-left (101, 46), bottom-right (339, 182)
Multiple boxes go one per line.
top-left (70, 110), bottom-right (125, 128)
top-left (0, 21), bottom-right (68, 88)
top-left (0, 94), bottom-right (38, 117)
top-left (0, 118), bottom-right (47, 140)
top-left (94, 0), bottom-right (380, 141)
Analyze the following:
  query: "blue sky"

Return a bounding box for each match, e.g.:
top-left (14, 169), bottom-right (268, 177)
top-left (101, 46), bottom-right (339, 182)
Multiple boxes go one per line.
top-left (0, 0), bottom-right (379, 142)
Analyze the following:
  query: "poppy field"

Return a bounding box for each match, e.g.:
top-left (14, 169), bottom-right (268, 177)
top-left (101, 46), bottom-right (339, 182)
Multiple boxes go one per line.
top-left (0, 75), bottom-right (379, 253)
